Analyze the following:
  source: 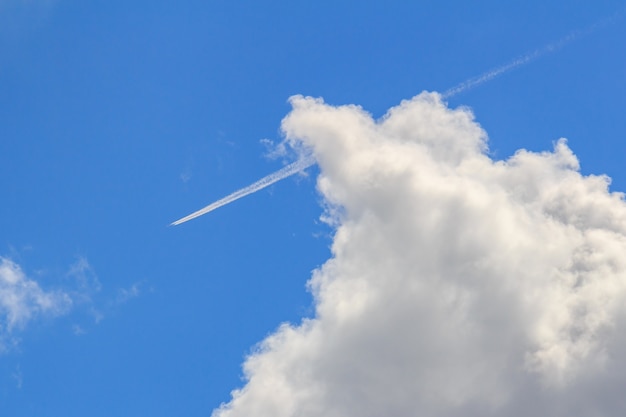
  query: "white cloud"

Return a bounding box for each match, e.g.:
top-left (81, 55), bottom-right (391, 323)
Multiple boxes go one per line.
top-left (212, 93), bottom-right (626, 417)
top-left (12, 364), bottom-right (22, 389)
top-left (72, 324), bottom-right (85, 335)
top-left (0, 257), bottom-right (72, 350)
top-left (114, 282), bottom-right (141, 305)
top-left (180, 170), bottom-right (193, 184)
top-left (66, 256), bottom-right (101, 303)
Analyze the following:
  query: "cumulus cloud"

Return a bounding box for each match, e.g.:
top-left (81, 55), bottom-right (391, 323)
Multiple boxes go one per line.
top-left (0, 257), bottom-right (72, 350)
top-left (213, 92), bottom-right (626, 417)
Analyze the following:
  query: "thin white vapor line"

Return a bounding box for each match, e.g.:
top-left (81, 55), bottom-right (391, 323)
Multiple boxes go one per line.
top-left (170, 155), bottom-right (316, 226)
top-left (442, 9), bottom-right (624, 99)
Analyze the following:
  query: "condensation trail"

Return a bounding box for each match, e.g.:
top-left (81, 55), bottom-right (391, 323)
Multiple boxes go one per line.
top-left (171, 155), bottom-right (315, 225)
top-left (172, 9), bottom-right (624, 225)
top-left (442, 9), bottom-right (624, 99)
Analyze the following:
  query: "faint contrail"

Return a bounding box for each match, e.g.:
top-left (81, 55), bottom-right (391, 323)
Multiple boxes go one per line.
top-left (171, 9), bottom-right (623, 225)
top-left (171, 155), bottom-right (315, 225)
top-left (442, 9), bottom-right (624, 98)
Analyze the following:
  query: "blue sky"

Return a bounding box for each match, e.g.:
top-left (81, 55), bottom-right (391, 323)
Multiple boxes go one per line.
top-left (1, 1), bottom-right (626, 416)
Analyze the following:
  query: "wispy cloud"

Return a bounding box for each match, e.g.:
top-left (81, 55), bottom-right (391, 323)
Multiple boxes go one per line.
top-left (66, 256), bottom-right (101, 304)
top-left (0, 254), bottom-right (143, 349)
top-left (180, 169), bottom-right (193, 184)
top-left (113, 281), bottom-right (142, 305)
top-left (12, 364), bottom-right (22, 389)
top-left (0, 257), bottom-right (72, 351)
top-left (71, 324), bottom-right (85, 335)
top-left (212, 93), bottom-right (626, 417)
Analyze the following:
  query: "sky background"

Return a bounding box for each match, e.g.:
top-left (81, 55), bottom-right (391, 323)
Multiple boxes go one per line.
top-left (1, 1), bottom-right (625, 416)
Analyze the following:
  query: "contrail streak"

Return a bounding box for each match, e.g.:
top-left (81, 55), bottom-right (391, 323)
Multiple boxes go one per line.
top-left (171, 155), bottom-right (315, 226)
top-left (442, 9), bottom-right (624, 99)
top-left (171, 9), bottom-right (623, 225)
